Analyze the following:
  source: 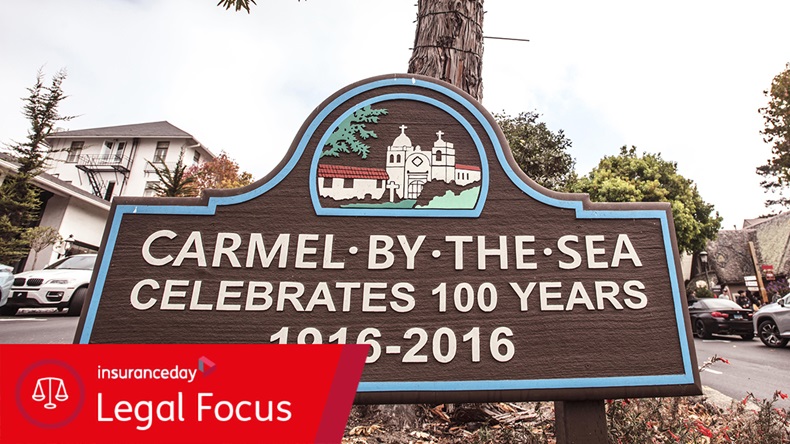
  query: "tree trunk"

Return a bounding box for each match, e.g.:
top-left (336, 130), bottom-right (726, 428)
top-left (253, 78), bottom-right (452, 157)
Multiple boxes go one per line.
top-left (408, 0), bottom-right (485, 102)
top-left (372, 1), bottom-right (486, 431)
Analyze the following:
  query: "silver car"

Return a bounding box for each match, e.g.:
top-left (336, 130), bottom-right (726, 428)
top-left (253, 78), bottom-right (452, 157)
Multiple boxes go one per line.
top-left (753, 292), bottom-right (790, 348)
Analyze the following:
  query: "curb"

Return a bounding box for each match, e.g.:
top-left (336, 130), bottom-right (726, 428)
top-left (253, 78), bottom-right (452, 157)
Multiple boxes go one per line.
top-left (702, 386), bottom-right (759, 411)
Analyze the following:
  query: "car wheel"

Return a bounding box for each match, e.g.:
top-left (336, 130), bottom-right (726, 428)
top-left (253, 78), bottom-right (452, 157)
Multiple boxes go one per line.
top-left (68, 287), bottom-right (87, 317)
top-left (740, 333), bottom-right (754, 341)
top-left (695, 319), bottom-right (711, 339)
top-left (758, 320), bottom-right (789, 348)
top-left (0, 305), bottom-right (18, 316)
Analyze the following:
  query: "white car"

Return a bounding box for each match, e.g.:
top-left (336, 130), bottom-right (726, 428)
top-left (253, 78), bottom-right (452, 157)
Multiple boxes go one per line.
top-left (1, 254), bottom-right (96, 317)
top-left (0, 264), bottom-right (13, 310)
top-left (753, 292), bottom-right (790, 348)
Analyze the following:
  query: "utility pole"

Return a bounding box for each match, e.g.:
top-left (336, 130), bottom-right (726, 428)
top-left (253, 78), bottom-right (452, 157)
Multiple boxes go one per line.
top-left (748, 241), bottom-right (768, 304)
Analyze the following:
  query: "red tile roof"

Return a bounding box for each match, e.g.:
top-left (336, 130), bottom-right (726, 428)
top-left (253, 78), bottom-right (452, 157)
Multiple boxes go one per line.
top-left (456, 164), bottom-right (481, 171)
top-left (318, 164), bottom-right (389, 180)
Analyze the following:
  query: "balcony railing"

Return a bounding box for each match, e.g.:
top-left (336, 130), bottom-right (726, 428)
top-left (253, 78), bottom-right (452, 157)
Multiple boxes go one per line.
top-left (79, 154), bottom-right (131, 167)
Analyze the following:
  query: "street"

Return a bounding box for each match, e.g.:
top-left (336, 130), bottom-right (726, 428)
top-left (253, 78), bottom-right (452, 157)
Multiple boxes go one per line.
top-left (0, 309), bottom-right (78, 344)
top-left (1, 311), bottom-right (789, 409)
top-left (695, 335), bottom-right (790, 410)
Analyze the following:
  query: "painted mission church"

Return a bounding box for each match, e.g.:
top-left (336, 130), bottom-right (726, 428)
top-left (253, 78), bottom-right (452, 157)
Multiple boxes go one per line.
top-left (318, 126), bottom-right (481, 203)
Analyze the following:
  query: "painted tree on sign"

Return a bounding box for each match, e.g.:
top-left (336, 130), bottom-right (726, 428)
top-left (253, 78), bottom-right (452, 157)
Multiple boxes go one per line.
top-left (757, 62), bottom-right (790, 210)
top-left (321, 106), bottom-right (388, 160)
top-left (572, 146), bottom-right (722, 254)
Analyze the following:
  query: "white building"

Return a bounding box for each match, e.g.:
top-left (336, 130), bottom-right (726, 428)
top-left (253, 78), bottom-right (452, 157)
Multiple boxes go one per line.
top-left (0, 155), bottom-right (109, 271)
top-left (1, 121), bottom-right (215, 271)
top-left (317, 164), bottom-right (388, 201)
top-left (386, 126), bottom-right (478, 199)
top-left (455, 164), bottom-right (481, 186)
top-left (45, 121), bottom-right (215, 199)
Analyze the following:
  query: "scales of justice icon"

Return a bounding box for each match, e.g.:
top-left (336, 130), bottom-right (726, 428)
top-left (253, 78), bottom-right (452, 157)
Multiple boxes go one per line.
top-left (32, 377), bottom-right (68, 409)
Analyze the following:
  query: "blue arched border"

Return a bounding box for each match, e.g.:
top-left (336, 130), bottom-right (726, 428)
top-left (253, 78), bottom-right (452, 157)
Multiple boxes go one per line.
top-left (309, 93), bottom-right (489, 217)
top-left (78, 77), bottom-right (695, 394)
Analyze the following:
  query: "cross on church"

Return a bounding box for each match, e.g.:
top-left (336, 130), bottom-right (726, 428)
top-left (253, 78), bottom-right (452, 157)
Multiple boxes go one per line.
top-left (386, 180), bottom-right (400, 202)
top-left (436, 130), bottom-right (444, 141)
top-left (399, 125), bottom-right (408, 133)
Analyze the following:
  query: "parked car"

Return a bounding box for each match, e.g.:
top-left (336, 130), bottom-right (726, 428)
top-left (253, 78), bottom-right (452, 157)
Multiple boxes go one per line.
top-left (0, 264), bottom-right (13, 310)
top-left (753, 292), bottom-right (790, 348)
top-left (1, 254), bottom-right (96, 317)
top-left (688, 298), bottom-right (754, 340)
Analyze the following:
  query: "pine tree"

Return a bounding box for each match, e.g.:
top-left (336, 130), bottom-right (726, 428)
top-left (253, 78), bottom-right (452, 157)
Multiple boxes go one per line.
top-left (0, 186), bottom-right (40, 263)
top-left (0, 69), bottom-right (73, 265)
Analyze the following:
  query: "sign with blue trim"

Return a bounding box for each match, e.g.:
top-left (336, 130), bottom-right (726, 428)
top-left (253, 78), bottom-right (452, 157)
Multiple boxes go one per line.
top-left (75, 74), bottom-right (701, 403)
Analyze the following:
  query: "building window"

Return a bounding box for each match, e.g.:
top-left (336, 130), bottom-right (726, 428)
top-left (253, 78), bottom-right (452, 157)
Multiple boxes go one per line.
top-left (117, 142), bottom-right (126, 157)
top-left (193, 151), bottom-right (201, 164)
top-left (323, 177), bottom-right (333, 188)
top-left (66, 141), bottom-right (84, 163)
top-left (154, 142), bottom-right (169, 163)
top-left (377, 179), bottom-right (383, 188)
top-left (343, 178), bottom-right (354, 188)
top-left (435, 150), bottom-right (443, 162)
top-left (98, 140), bottom-right (126, 162)
top-left (100, 141), bottom-right (113, 161)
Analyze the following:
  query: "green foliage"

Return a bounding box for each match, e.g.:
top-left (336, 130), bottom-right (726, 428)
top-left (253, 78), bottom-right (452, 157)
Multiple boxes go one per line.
top-left (757, 62), bottom-right (790, 210)
top-left (321, 106), bottom-right (388, 159)
top-left (216, 0), bottom-right (257, 13)
top-left (0, 216), bottom-right (31, 265)
top-left (7, 69), bottom-right (74, 177)
top-left (147, 153), bottom-right (198, 197)
top-left (693, 286), bottom-right (715, 299)
top-left (0, 69), bottom-right (72, 265)
top-left (495, 111), bottom-right (577, 191)
top-left (573, 146), bottom-right (722, 254)
top-left (22, 226), bottom-right (62, 265)
top-left (0, 176), bottom-right (41, 263)
top-left (23, 226), bottom-right (62, 253)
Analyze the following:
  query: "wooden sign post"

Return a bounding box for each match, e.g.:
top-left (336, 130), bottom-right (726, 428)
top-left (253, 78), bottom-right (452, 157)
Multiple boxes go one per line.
top-left (75, 74), bottom-right (700, 441)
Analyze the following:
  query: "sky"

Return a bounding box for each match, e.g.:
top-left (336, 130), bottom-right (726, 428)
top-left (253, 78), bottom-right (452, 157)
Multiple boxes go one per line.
top-left (2, 0), bottom-right (789, 230)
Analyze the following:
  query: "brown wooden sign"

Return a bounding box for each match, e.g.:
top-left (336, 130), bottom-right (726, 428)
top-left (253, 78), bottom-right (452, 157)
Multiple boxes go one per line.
top-left (75, 74), bottom-right (701, 404)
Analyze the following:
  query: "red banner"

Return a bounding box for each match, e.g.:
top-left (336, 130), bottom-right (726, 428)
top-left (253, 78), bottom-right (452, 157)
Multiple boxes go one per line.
top-left (0, 344), bottom-right (367, 443)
